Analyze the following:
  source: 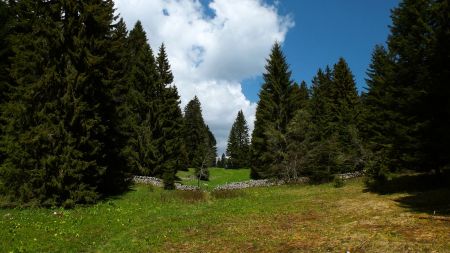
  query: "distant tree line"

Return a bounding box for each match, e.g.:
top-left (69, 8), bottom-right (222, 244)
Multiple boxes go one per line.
top-left (0, 0), bottom-right (216, 207)
top-left (248, 0), bottom-right (449, 183)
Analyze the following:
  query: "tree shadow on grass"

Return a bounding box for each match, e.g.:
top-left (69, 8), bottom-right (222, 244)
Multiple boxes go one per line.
top-left (365, 172), bottom-right (450, 216)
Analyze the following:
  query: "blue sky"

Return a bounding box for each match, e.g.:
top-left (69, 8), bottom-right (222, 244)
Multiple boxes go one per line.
top-left (242, 0), bottom-right (400, 102)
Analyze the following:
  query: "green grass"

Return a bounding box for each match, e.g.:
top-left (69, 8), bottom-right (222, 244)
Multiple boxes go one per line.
top-left (177, 167), bottom-right (250, 190)
top-left (1, 172), bottom-right (449, 252)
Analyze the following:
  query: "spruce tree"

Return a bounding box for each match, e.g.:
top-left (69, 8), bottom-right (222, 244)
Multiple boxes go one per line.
top-left (183, 96), bottom-right (213, 180)
top-left (362, 45), bottom-right (396, 180)
top-left (251, 42), bottom-right (296, 179)
top-left (285, 59), bottom-right (365, 182)
top-left (0, 0), bottom-right (14, 105)
top-left (331, 58), bottom-right (360, 125)
top-left (226, 110), bottom-right (250, 169)
top-left (0, 0), bottom-right (128, 207)
top-left (330, 58), bottom-right (365, 173)
top-left (290, 81), bottom-right (309, 113)
top-left (155, 43), bottom-right (184, 189)
top-left (0, 0), bottom-right (15, 165)
top-left (206, 125), bottom-right (218, 167)
top-left (386, 0), bottom-right (450, 172)
top-left (220, 153), bottom-right (227, 168)
top-left (296, 68), bottom-right (338, 181)
top-left (122, 21), bottom-right (159, 176)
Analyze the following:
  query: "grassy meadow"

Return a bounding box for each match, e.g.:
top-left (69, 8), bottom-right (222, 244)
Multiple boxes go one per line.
top-left (1, 168), bottom-right (449, 252)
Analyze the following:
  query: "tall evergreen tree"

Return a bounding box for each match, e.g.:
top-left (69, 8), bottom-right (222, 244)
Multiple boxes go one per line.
top-left (206, 125), bottom-right (217, 167)
top-left (0, 0), bottom-right (14, 104)
top-left (226, 110), bottom-right (250, 169)
top-left (285, 58), bottom-right (365, 182)
top-left (251, 42), bottom-right (297, 179)
top-left (290, 81), bottom-right (309, 113)
top-left (361, 45), bottom-right (397, 180)
top-left (331, 58), bottom-right (361, 125)
top-left (122, 21), bottom-right (159, 176)
top-left (183, 96), bottom-right (214, 180)
top-left (287, 68), bottom-right (338, 181)
top-left (0, 0), bottom-right (15, 165)
top-left (155, 43), bottom-right (184, 189)
top-left (330, 58), bottom-right (365, 173)
top-left (219, 153), bottom-right (227, 168)
top-left (386, 0), bottom-right (450, 172)
top-left (0, 0), bottom-right (129, 207)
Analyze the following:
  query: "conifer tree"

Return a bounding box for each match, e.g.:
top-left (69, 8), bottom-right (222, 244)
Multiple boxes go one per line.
top-left (226, 110), bottom-right (250, 169)
top-left (385, 0), bottom-right (450, 172)
top-left (206, 125), bottom-right (218, 167)
top-left (251, 42), bottom-right (297, 179)
top-left (361, 45), bottom-right (396, 180)
top-left (0, 0), bottom-right (15, 165)
top-left (291, 68), bottom-right (338, 181)
top-left (290, 81), bottom-right (309, 113)
top-left (330, 58), bottom-right (365, 173)
top-left (285, 58), bottom-right (365, 182)
top-left (0, 0), bottom-right (14, 105)
top-left (219, 153), bottom-right (227, 168)
top-left (123, 21), bottom-right (159, 176)
top-left (183, 96), bottom-right (214, 180)
top-left (309, 67), bottom-right (333, 136)
top-left (155, 43), bottom-right (184, 189)
top-left (0, 0), bottom-right (129, 207)
top-left (331, 58), bottom-right (361, 126)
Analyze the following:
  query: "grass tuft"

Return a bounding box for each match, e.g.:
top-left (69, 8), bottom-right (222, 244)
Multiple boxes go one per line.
top-left (175, 190), bottom-right (207, 203)
top-left (211, 189), bottom-right (245, 199)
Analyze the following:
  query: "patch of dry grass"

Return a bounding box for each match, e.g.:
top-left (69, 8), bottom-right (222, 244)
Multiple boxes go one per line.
top-left (162, 180), bottom-right (450, 253)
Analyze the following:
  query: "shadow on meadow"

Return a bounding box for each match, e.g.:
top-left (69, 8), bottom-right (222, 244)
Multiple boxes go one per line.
top-left (365, 172), bottom-right (450, 216)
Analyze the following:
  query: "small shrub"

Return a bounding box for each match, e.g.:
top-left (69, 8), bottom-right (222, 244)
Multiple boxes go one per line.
top-left (333, 176), bottom-right (344, 188)
top-left (175, 190), bottom-right (206, 203)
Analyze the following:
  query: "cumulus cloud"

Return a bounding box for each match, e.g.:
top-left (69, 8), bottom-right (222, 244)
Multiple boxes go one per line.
top-left (114, 0), bottom-right (293, 154)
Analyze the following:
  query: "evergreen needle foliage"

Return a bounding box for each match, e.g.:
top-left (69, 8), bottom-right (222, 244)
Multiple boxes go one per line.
top-left (250, 42), bottom-right (299, 179)
top-left (183, 96), bottom-right (217, 181)
top-left (226, 110), bottom-right (250, 169)
top-left (0, 0), bottom-right (131, 207)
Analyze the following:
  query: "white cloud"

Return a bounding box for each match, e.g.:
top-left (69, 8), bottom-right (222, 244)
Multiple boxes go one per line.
top-left (114, 0), bottom-right (293, 155)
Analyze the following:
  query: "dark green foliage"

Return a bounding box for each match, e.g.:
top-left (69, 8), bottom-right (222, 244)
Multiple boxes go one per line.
top-left (122, 21), bottom-right (159, 176)
top-left (206, 125), bottom-right (218, 167)
top-left (183, 96), bottom-right (216, 181)
top-left (226, 110), bottom-right (250, 169)
top-left (183, 96), bottom-right (206, 168)
top-left (250, 42), bottom-right (297, 179)
top-left (0, 0), bottom-right (15, 165)
top-left (290, 81), bottom-right (309, 112)
top-left (283, 58), bottom-right (365, 182)
top-left (387, 0), bottom-right (450, 172)
top-left (0, 0), bottom-right (14, 104)
top-left (331, 58), bottom-right (361, 125)
top-left (155, 43), bottom-right (184, 190)
top-left (361, 45), bottom-right (397, 180)
top-left (0, 0), bottom-right (130, 206)
top-left (218, 153), bottom-right (227, 168)
top-left (119, 25), bottom-right (183, 189)
top-left (364, 0), bottom-right (450, 184)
